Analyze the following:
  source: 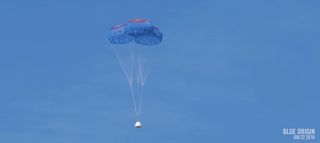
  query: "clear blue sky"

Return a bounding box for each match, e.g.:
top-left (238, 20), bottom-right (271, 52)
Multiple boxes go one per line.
top-left (0, 0), bottom-right (319, 142)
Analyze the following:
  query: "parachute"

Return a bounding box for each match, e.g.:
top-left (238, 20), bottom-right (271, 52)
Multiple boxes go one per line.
top-left (108, 18), bottom-right (162, 128)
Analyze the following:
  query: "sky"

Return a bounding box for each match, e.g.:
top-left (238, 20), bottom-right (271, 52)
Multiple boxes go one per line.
top-left (0, 0), bottom-right (319, 142)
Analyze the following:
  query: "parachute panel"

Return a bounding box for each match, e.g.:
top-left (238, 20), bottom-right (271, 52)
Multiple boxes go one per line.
top-left (126, 18), bottom-right (153, 36)
top-left (108, 24), bottom-right (134, 44)
top-left (135, 26), bottom-right (162, 45)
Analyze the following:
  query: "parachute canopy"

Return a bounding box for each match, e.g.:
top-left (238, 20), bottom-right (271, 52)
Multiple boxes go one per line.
top-left (109, 24), bottom-right (134, 44)
top-left (108, 18), bottom-right (162, 46)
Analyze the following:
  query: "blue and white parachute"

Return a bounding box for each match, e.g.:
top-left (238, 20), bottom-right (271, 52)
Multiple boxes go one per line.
top-left (108, 18), bottom-right (162, 46)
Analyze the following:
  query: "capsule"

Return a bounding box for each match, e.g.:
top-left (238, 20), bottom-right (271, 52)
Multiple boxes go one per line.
top-left (134, 121), bottom-right (142, 128)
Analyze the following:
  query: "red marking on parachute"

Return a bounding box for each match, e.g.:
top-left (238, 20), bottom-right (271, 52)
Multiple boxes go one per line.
top-left (128, 18), bottom-right (148, 23)
top-left (111, 24), bottom-right (126, 29)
